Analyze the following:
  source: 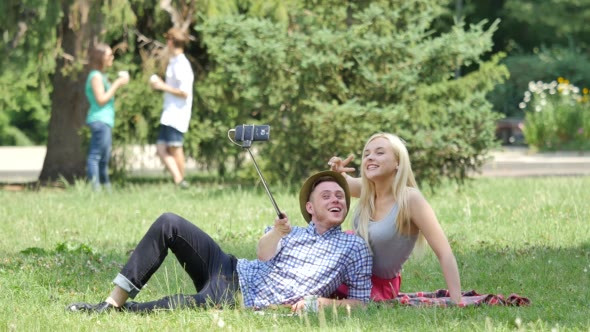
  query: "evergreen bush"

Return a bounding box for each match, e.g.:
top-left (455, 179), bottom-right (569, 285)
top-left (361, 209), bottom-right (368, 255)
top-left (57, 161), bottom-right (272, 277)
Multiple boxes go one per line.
top-left (1, 0), bottom-right (508, 187)
top-left (196, 1), bottom-right (507, 186)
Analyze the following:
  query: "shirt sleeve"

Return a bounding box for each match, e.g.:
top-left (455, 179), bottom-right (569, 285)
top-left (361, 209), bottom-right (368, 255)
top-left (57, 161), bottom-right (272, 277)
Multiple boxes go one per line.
top-left (262, 226), bottom-right (299, 259)
top-left (173, 59), bottom-right (194, 95)
top-left (344, 239), bottom-right (373, 302)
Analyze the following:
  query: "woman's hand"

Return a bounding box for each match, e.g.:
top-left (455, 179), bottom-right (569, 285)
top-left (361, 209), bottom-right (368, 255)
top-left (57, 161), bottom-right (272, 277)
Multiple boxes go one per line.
top-left (114, 76), bottom-right (130, 87)
top-left (408, 189), bottom-right (462, 305)
top-left (328, 154), bottom-right (356, 174)
top-left (291, 299), bottom-right (307, 313)
top-left (91, 74), bottom-right (128, 106)
top-left (291, 297), bottom-right (323, 313)
top-left (327, 154), bottom-right (362, 198)
top-left (291, 297), bottom-right (362, 313)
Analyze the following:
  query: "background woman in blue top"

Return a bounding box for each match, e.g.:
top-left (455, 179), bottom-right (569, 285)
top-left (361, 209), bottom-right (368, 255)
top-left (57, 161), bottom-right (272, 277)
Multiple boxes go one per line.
top-left (85, 43), bottom-right (129, 190)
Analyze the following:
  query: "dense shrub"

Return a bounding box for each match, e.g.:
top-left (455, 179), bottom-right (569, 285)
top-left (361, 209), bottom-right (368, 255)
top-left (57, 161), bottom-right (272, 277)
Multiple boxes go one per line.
top-left (196, 1), bottom-right (508, 186)
top-left (1, 1), bottom-right (507, 187)
top-left (0, 46), bottom-right (53, 146)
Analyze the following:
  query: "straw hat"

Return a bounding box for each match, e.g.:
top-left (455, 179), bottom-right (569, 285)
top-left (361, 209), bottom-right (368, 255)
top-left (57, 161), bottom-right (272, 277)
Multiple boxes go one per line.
top-left (299, 171), bottom-right (350, 223)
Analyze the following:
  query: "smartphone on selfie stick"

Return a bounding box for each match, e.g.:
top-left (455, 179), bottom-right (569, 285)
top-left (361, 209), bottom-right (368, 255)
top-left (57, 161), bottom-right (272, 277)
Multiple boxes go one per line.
top-left (228, 124), bottom-right (284, 218)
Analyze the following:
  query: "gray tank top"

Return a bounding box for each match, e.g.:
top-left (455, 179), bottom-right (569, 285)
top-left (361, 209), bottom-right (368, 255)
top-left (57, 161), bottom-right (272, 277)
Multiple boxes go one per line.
top-left (355, 204), bottom-right (417, 279)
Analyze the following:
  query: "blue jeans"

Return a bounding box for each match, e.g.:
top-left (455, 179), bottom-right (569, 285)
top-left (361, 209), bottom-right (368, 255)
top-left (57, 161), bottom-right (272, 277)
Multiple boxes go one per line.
top-left (113, 213), bottom-right (239, 311)
top-left (86, 121), bottom-right (112, 189)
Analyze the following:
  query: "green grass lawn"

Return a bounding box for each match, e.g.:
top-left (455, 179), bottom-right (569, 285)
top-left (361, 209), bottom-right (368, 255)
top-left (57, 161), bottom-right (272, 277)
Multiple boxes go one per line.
top-left (1, 176), bottom-right (589, 331)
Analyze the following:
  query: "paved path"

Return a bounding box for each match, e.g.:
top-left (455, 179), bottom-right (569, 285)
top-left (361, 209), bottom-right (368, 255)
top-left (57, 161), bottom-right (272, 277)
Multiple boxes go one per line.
top-left (0, 145), bottom-right (177, 183)
top-left (0, 146), bottom-right (46, 183)
top-left (477, 146), bottom-right (590, 177)
top-left (1, 145), bottom-right (589, 183)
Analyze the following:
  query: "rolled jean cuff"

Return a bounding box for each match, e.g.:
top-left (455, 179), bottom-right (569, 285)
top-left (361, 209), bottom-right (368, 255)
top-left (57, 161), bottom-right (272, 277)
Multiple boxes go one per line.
top-left (113, 273), bottom-right (141, 299)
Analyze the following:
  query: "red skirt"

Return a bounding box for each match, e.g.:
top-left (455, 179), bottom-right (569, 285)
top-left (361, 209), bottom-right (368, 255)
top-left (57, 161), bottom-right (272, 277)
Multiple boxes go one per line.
top-left (332, 274), bottom-right (401, 301)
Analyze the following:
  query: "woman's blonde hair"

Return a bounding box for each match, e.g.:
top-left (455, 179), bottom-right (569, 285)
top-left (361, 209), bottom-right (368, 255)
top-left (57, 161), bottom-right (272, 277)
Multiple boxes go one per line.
top-left (353, 133), bottom-right (424, 248)
top-left (88, 43), bottom-right (110, 71)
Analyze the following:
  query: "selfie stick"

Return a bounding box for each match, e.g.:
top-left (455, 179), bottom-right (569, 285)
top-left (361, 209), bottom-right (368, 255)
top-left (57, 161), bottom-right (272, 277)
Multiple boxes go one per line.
top-left (246, 147), bottom-right (283, 218)
top-left (228, 129), bottom-right (283, 218)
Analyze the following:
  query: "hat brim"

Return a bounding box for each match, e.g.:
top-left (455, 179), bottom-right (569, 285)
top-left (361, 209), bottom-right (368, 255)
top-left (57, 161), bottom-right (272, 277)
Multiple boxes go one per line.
top-left (299, 171), bottom-right (350, 223)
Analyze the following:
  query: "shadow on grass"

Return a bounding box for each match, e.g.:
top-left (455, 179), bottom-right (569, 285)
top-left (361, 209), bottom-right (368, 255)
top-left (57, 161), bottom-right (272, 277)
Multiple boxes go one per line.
top-left (0, 181), bottom-right (63, 192)
top-left (4, 239), bottom-right (588, 327)
top-left (396, 241), bottom-right (590, 327)
top-left (0, 172), bottom-right (304, 201)
top-left (1, 239), bottom-right (255, 294)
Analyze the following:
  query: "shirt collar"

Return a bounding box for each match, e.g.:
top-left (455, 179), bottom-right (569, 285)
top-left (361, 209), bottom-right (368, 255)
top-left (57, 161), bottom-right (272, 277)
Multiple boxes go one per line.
top-left (169, 53), bottom-right (184, 62)
top-left (307, 221), bottom-right (342, 236)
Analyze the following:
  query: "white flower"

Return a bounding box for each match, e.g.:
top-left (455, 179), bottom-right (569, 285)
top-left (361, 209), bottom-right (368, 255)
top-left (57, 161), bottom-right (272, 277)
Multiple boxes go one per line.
top-left (524, 91), bottom-right (531, 98)
top-left (217, 318), bottom-right (226, 328)
top-left (528, 81), bottom-right (536, 91)
top-left (535, 105), bottom-right (542, 112)
top-left (515, 317), bottom-right (522, 327)
top-left (540, 99), bottom-right (547, 106)
top-left (549, 89), bottom-right (556, 95)
top-left (524, 96), bottom-right (531, 102)
top-left (519, 102), bottom-right (526, 109)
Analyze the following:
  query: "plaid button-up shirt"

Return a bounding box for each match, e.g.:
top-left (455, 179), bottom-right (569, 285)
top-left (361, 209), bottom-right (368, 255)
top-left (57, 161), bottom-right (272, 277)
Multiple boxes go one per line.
top-left (236, 222), bottom-right (372, 308)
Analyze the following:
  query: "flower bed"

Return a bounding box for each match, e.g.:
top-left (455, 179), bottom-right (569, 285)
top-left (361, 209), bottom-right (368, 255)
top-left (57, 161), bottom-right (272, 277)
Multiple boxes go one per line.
top-left (520, 77), bottom-right (590, 151)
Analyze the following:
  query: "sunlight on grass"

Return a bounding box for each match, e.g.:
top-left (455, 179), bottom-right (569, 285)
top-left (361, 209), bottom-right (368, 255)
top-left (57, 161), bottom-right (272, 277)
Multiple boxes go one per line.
top-left (0, 177), bottom-right (589, 330)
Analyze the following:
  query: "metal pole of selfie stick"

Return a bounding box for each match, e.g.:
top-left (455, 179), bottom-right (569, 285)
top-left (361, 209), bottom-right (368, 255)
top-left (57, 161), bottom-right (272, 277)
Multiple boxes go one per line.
top-left (244, 144), bottom-right (283, 218)
top-left (228, 126), bottom-right (282, 218)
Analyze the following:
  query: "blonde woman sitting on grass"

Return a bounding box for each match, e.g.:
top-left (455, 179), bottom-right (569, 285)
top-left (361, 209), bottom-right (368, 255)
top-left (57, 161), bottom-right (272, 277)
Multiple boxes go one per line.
top-left (328, 133), bottom-right (462, 304)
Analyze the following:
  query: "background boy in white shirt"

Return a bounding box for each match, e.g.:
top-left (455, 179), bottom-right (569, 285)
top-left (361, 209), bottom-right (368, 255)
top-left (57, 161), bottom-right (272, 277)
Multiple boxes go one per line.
top-left (150, 27), bottom-right (194, 188)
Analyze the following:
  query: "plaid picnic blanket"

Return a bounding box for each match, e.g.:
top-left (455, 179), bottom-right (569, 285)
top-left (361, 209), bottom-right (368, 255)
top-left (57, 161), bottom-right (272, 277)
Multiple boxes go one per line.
top-left (386, 289), bottom-right (530, 307)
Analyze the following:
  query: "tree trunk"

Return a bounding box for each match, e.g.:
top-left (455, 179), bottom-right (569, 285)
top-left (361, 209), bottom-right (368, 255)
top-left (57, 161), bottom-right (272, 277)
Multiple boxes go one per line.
top-left (38, 60), bottom-right (88, 182)
top-left (39, 0), bottom-right (102, 183)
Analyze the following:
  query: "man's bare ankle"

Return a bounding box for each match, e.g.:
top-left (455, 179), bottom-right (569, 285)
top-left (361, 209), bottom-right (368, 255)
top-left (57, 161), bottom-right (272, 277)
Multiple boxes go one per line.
top-left (105, 297), bottom-right (122, 308)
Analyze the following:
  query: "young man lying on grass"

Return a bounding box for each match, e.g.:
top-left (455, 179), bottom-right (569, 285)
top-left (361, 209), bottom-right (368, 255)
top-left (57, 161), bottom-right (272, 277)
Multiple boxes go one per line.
top-left (68, 171), bottom-right (372, 313)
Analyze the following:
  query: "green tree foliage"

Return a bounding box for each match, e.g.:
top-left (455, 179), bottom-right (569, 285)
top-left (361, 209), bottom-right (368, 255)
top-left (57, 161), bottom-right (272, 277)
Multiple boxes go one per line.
top-left (197, 0), bottom-right (508, 185)
top-left (111, 0), bottom-right (295, 177)
top-left (489, 47), bottom-right (590, 117)
top-left (502, 0), bottom-right (590, 52)
top-left (0, 0), bottom-right (60, 145)
top-left (0, 0), bottom-right (135, 146)
top-left (2, 0), bottom-right (506, 186)
top-left (434, 1), bottom-right (590, 120)
top-left (441, 0), bottom-right (590, 54)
